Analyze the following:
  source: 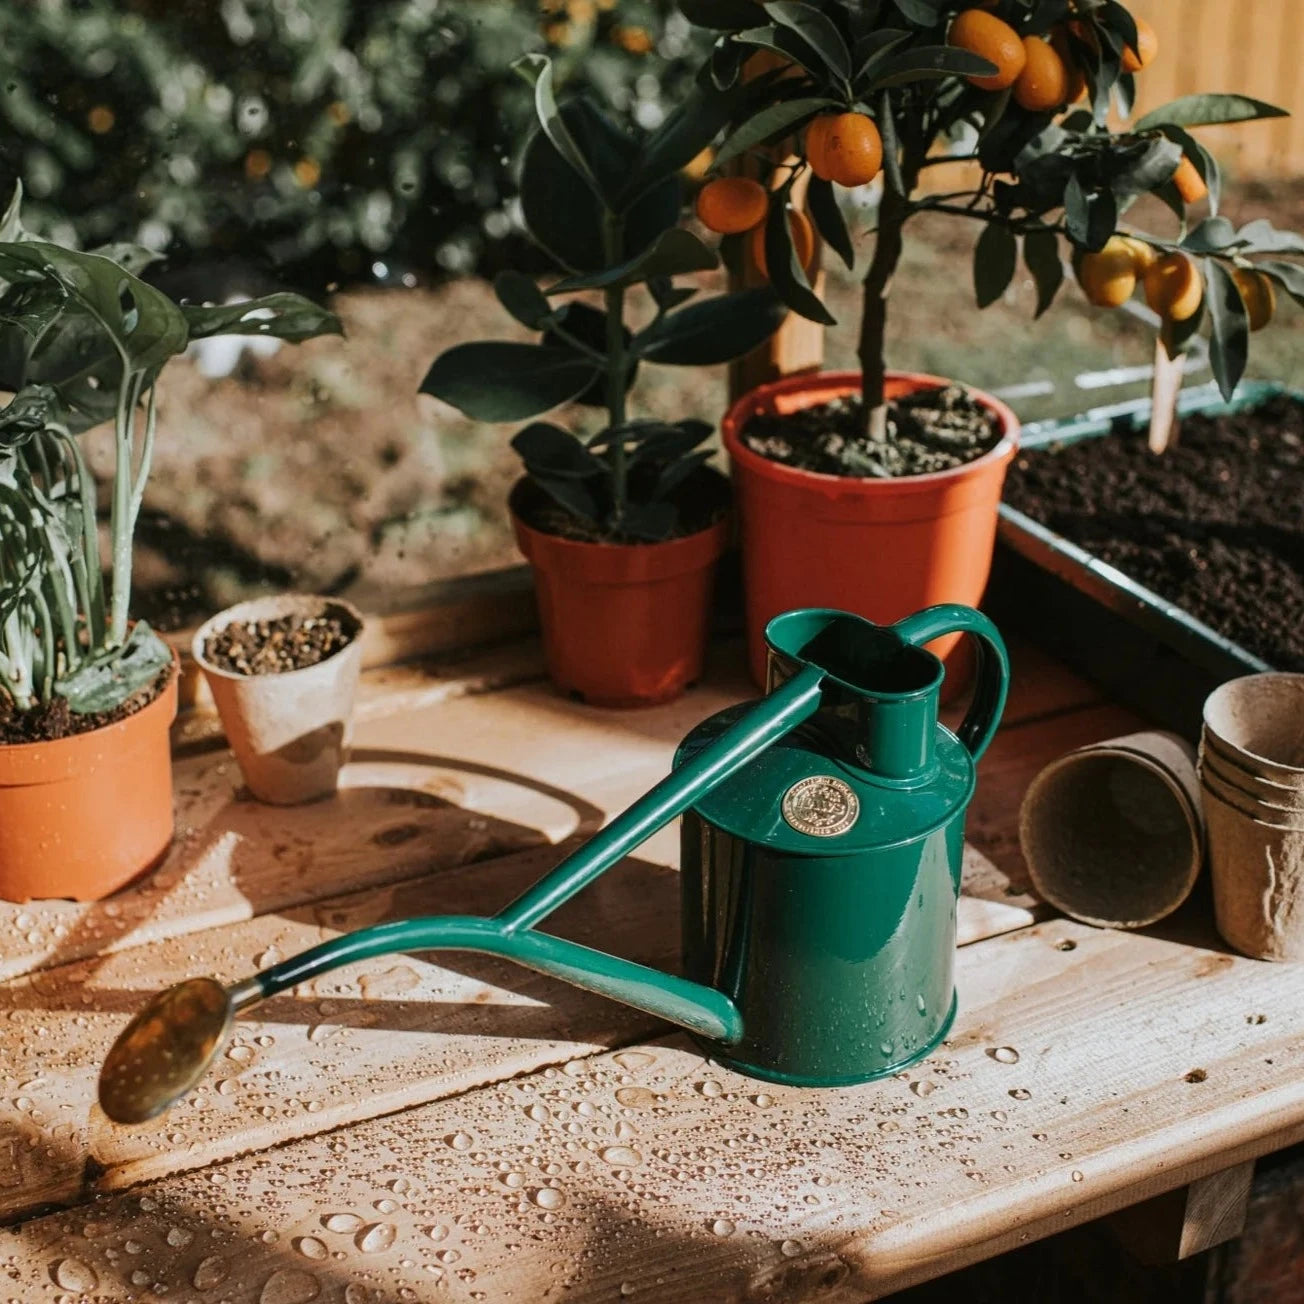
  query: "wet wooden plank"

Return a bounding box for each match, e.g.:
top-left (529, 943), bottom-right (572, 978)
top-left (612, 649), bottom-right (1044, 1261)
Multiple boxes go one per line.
top-left (0, 835), bottom-right (1023, 1224)
top-left (6, 916), bottom-right (1301, 1301)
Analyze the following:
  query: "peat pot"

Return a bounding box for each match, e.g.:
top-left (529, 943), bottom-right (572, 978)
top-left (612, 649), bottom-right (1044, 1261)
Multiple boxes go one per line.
top-left (193, 595), bottom-right (365, 805)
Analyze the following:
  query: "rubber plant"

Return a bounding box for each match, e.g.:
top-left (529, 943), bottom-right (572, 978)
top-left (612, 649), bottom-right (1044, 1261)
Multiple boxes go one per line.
top-left (422, 55), bottom-right (787, 707)
top-left (0, 184), bottom-right (341, 901)
top-left (674, 0), bottom-right (1304, 684)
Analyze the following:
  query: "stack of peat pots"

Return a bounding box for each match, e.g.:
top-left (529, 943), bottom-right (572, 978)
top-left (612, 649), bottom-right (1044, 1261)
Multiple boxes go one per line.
top-left (1200, 674), bottom-right (1304, 961)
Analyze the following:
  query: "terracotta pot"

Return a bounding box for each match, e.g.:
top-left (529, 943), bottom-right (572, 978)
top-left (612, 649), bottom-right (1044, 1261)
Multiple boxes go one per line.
top-left (510, 474), bottom-right (729, 708)
top-left (722, 369), bottom-right (1019, 686)
top-left (0, 656), bottom-right (179, 903)
top-left (1019, 730), bottom-right (1204, 929)
top-left (193, 595), bottom-right (365, 805)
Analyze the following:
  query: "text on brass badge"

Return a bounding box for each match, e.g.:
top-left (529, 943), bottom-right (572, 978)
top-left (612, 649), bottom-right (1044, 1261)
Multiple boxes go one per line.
top-left (781, 775), bottom-right (860, 837)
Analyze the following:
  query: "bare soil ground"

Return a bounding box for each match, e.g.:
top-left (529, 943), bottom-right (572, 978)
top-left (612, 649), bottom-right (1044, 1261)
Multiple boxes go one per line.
top-left (119, 180), bottom-right (1304, 629)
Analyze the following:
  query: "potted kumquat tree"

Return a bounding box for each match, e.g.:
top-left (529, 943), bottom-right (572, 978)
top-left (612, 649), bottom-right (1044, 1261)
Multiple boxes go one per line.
top-left (678, 0), bottom-right (1303, 685)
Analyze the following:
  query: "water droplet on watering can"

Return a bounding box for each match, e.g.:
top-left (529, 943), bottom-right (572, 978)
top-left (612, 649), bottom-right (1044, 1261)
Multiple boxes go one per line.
top-left (988, 1046), bottom-right (1020, 1064)
top-left (322, 1213), bottom-right (362, 1234)
top-left (52, 1259), bottom-right (98, 1294)
top-left (356, 1222), bottom-right (396, 1254)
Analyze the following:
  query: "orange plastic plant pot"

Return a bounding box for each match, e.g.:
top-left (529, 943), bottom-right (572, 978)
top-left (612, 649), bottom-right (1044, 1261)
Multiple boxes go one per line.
top-left (0, 659), bottom-right (179, 903)
top-left (722, 370), bottom-right (1019, 687)
top-left (511, 480), bottom-right (729, 709)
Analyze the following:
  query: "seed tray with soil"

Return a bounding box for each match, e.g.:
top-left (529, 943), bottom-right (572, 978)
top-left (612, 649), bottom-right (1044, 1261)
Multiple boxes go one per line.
top-left (988, 381), bottom-right (1301, 737)
top-left (202, 605), bottom-right (360, 676)
top-left (740, 384), bottom-right (1002, 478)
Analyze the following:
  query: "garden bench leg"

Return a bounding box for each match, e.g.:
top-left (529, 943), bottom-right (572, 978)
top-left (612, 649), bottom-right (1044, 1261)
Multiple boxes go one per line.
top-left (1108, 1161), bottom-right (1254, 1264)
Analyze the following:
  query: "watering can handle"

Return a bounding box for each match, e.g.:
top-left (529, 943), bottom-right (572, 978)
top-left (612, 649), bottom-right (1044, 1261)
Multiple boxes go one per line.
top-left (892, 604), bottom-right (1010, 762)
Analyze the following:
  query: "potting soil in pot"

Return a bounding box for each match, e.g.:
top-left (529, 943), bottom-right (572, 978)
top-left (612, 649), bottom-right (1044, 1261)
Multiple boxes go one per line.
top-left (203, 606), bottom-right (360, 675)
top-left (1003, 393), bottom-right (1304, 671)
top-left (0, 671), bottom-right (171, 746)
top-left (740, 384), bottom-right (1002, 477)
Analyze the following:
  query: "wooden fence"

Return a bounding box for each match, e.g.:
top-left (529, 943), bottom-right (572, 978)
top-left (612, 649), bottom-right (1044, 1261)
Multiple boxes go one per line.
top-left (1129, 0), bottom-right (1304, 176)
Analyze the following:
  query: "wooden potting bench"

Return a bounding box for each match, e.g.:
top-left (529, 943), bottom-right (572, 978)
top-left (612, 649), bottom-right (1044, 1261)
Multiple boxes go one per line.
top-left (1, 621), bottom-right (1301, 1302)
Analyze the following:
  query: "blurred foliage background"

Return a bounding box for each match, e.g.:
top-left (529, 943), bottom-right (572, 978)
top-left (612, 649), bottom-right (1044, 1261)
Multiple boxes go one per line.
top-left (0, 0), bottom-right (709, 291)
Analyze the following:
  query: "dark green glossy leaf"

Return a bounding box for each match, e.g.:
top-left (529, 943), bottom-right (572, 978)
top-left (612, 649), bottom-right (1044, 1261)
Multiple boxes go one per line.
top-left (513, 55), bottom-right (604, 200)
top-left (868, 46), bottom-right (998, 89)
top-left (622, 82), bottom-right (737, 205)
top-left (533, 473), bottom-right (601, 524)
top-left (0, 183), bottom-right (23, 243)
top-left (0, 384), bottom-right (60, 447)
top-left (57, 622), bottom-right (172, 715)
top-left (1258, 259), bottom-right (1304, 308)
top-left (891, 0), bottom-right (944, 25)
top-left (1181, 216), bottom-right (1240, 254)
top-left (520, 119), bottom-right (680, 273)
top-left (1134, 94), bottom-right (1289, 132)
top-left (1235, 219), bottom-right (1304, 255)
top-left (762, 189), bottom-right (836, 325)
top-left (714, 97), bottom-right (839, 168)
top-left (1022, 229), bottom-right (1063, 318)
top-left (762, 2), bottom-right (851, 82)
top-left (181, 294), bottom-right (343, 343)
top-left (541, 302), bottom-right (635, 407)
top-left (973, 222), bottom-right (1017, 308)
top-left (493, 271), bottom-right (553, 329)
top-left (420, 342), bottom-right (600, 421)
top-left (807, 176), bottom-right (854, 270)
top-left (1204, 257), bottom-right (1248, 400)
top-left (852, 30), bottom-right (911, 86)
top-left (511, 421), bottom-right (605, 479)
top-left (1109, 135), bottom-right (1182, 200)
top-left (1064, 176), bottom-right (1116, 251)
top-left (635, 287), bottom-right (788, 363)
top-left (647, 276), bottom-right (698, 312)
top-left (654, 449), bottom-right (715, 500)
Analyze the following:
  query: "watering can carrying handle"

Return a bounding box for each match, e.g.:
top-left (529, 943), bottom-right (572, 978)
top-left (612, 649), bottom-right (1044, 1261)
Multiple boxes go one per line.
top-left (892, 603), bottom-right (1010, 762)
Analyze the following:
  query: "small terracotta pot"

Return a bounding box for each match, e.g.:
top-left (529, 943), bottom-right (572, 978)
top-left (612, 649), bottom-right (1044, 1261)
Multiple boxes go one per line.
top-left (193, 595), bottom-right (364, 805)
top-left (510, 474), bottom-right (729, 709)
top-left (1202, 673), bottom-right (1304, 784)
top-left (1019, 730), bottom-right (1204, 929)
top-left (722, 370), bottom-right (1018, 687)
top-left (0, 655), bottom-right (179, 903)
top-left (1205, 787), bottom-right (1304, 961)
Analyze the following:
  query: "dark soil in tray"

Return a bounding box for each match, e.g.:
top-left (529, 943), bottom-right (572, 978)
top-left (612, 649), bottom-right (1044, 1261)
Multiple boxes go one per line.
top-left (0, 668), bottom-right (172, 746)
top-left (1003, 394), bottom-right (1304, 670)
top-left (741, 384), bottom-right (1004, 477)
top-left (203, 605), bottom-right (359, 676)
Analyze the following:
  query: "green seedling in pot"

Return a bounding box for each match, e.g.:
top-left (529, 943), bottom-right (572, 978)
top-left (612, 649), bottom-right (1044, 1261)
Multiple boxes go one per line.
top-left (0, 184), bottom-right (342, 720)
top-left (682, 0), bottom-right (1304, 448)
top-left (421, 54), bottom-right (788, 541)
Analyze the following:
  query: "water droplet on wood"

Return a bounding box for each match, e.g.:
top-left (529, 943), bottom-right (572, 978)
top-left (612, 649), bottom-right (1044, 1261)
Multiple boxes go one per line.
top-left (52, 1259), bottom-right (98, 1294)
top-left (356, 1223), bottom-right (396, 1254)
top-left (259, 1267), bottom-right (321, 1304)
top-left (322, 1213), bottom-right (362, 1234)
top-left (988, 1046), bottom-right (1019, 1064)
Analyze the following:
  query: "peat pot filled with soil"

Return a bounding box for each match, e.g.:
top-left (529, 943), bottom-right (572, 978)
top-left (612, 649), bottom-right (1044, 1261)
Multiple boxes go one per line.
top-left (510, 467), bottom-right (730, 709)
top-left (1003, 392), bottom-right (1304, 674)
top-left (723, 371), bottom-right (1019, 687)
top-left (193, 595), bottom-right (365, 805)
top-left (0, 653), bottom-right (180, 904)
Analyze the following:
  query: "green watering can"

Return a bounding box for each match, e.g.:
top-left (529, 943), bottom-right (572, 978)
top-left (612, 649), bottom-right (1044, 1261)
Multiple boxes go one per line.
top-left (100, 604), bottom-right (1008, 1122)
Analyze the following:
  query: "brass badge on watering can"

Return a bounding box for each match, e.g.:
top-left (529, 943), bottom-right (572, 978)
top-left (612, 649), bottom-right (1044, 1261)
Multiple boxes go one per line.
top-left (781, 775), bottom-right (860, 837)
